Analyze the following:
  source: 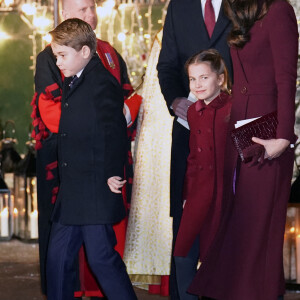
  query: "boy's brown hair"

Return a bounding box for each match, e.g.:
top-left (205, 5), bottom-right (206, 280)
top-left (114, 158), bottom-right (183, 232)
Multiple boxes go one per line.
top-left (50, 18), bottom-right (96, 54)
top-left (185, 49), bottom-right (232, 94)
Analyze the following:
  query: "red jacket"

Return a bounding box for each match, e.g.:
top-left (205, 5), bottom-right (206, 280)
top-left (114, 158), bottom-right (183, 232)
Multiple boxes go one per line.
top-left (174, 92), bottom-right (232, 259)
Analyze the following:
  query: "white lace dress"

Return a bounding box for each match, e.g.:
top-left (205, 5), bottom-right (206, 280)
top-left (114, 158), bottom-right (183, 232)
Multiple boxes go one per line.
top-left (123, 30), bottom-right (173, 285)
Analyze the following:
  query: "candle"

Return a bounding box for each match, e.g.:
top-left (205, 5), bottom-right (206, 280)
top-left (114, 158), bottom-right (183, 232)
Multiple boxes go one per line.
top-left (30, 210), bottom-right (38, 239)
top-left (13, 208), bottom-right (19, 235)
top-left (1, 207), bottom-right (9, 237)
top-left (296, 234), bottom-right (300, 283)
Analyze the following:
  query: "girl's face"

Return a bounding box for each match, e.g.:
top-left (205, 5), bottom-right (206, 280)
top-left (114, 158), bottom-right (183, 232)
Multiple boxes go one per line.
top-left (188, 62), bottom-right (224, 104)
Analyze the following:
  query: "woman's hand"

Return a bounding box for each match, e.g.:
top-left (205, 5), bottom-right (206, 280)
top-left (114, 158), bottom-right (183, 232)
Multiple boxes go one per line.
top-left (251, 137), bottom-right (290, 160)
top-left (107, 176), bottom-right (126, 193)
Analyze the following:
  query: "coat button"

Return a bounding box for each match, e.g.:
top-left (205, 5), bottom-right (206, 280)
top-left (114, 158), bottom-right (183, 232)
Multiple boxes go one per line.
top-left (197, 130), bottom-right (201, 134)
top-left (198, 165), bottom-right (203, 170)
top-left (61, 133), bottom-right (67, 137)
top-left (64, 103), bottom-right (69, 108)
top-left (61, 162), bottom-right (67, 167)
top-left (241, 86), bottom-right (247, 94)
top-left (197, 147), bottom-right (202, 152)
top-left (198, 111), bottom-right (203, 116)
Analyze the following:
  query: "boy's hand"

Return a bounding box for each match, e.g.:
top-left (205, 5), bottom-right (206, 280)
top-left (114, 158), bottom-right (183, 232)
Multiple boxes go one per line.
top-left (107, 176), bottom-right (126, 193)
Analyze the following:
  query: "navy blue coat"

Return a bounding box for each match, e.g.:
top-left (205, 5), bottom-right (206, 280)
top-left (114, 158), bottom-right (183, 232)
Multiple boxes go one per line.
top-left (53, 54), bottom-right (127, 225)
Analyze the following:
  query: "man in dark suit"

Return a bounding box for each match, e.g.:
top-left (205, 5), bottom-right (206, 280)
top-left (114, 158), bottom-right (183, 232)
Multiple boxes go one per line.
top-left (157, 0), bottom-right (232, 299)
top-left (46, 18), bottom-right (137, 300)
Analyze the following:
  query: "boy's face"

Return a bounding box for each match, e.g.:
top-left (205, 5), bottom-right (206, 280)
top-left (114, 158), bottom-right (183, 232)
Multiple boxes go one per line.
top-left (188, 62), bottom-right (224, 104)
top-left (51, 42), bottom-right (89, 77)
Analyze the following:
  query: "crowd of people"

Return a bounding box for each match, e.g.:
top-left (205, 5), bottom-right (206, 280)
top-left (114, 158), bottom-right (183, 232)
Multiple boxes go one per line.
top-left (31, 0), bottom-right (299, 299)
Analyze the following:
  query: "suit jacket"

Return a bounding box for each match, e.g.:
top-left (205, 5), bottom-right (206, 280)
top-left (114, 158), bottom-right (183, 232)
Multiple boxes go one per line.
top-left (53, 54), bottom-right (128, 225)
top-left (157, 0), bottom-right (232, 111)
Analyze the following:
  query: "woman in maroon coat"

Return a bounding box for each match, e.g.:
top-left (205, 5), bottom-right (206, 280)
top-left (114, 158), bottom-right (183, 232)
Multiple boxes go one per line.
top-left (188, 0), bottom-right (298, 299)
top-left (173, 49), bottom-right (232, 300)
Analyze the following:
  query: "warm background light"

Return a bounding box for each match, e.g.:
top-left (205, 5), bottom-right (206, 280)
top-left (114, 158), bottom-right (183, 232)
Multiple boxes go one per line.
top-left (21, 3), bottom-right (36, 16)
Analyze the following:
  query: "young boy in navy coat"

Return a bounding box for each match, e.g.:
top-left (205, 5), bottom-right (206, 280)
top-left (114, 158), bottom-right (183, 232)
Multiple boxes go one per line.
top-left (46, 18), bottom-right (137, 300)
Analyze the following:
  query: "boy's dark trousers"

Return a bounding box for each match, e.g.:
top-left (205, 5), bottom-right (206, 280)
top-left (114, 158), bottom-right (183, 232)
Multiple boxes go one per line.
top-left (46, 221), bottom-right (137, 300)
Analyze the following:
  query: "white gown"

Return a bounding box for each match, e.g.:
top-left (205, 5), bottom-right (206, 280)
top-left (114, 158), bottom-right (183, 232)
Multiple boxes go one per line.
top-left (123, 30), bottom-right (173, 285)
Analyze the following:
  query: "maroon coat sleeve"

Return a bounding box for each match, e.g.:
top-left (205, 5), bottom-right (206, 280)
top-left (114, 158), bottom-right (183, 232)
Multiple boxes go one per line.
top-left (266, 1), bottom-right (298, 142)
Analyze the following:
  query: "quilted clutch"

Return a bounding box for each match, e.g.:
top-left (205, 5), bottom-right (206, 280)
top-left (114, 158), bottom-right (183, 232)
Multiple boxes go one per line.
top-left (231, 111), bottom-right (278, 163)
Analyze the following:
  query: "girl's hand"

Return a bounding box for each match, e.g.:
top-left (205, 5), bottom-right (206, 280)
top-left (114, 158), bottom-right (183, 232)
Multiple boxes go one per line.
top-left (251, 137), bottom-right (290, 160)
top-left (107, 176), bottom-right (126, 193)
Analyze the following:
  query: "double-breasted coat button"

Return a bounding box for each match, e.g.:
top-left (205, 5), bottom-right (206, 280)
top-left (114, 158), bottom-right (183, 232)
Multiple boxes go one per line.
top-left (197, 147), bottom-right (202, 152)
top-left (197, 129), bottom-right (201, 134)
top-left (61, 162), bottom-right (67, 167)
top-left (61, 133), bottom-right (67, 137)
top-left (198, 111), bottom-right (203, 116)
top-left (64, 103), bottom-right (69, 108)
top-left (241, 86), bottom-right (247, 94)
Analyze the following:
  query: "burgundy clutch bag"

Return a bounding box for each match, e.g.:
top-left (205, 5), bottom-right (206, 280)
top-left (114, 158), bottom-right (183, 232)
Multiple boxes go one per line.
top-left (231, 111), bottom-right (278, 163)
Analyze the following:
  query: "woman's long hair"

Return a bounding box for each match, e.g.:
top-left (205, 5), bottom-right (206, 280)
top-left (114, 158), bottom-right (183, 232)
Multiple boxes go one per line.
top-left (224, 0), bottom-right (277, 48)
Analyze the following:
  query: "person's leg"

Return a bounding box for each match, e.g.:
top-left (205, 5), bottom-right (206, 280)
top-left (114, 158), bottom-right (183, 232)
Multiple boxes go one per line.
top-left (174, 238), bottom-right (199, 300)
top-left (169, 122), bottom-right (190, 300)
top-left (36, 134), bottom-right (58, 295)
top-left (82, 224), bottom-right (137, 300)
top-left (46, 222), bottom-right (83, 300)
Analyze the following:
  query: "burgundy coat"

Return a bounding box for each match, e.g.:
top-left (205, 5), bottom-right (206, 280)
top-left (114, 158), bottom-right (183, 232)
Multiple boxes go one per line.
top-left (174, 93), bottom-right (231, 259)
top-left (189, 1), bottom-right (298, 300)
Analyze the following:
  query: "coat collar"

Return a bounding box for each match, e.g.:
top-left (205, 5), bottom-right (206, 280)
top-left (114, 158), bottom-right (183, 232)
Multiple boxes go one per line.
top-left (195, 92), bottom-right (229, 111)
top-left (64, 54), bottom-right (100, 98)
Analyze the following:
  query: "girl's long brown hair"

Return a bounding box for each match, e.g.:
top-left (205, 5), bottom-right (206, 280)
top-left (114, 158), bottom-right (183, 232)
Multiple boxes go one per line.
top-left (224, 0), bottom-right (277, 48)
top-left (185, 49), bottom-right (232, 94)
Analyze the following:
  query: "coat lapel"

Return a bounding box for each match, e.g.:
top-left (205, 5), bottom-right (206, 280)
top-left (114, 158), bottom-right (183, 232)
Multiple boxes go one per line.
top-left (64, 54), bottom-right (99, 99)
top-left (189, 0), bottom-right (211, 49)
top-left (209, 2), bottom-right (231, 46)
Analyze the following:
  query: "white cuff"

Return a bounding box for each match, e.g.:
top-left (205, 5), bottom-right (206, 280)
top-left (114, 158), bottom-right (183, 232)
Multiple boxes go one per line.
top-left (124, 103), bottom-right (132, 126)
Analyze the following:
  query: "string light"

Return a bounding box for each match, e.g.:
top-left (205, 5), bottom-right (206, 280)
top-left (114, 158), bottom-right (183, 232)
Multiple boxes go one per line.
top-left (4, 0), bottom-right (14, 6)
top-left (117, 32), bottom-right (126, 42)
top-left (21, 3), bottom-right (36, 16)
top-left (33, 16), bottom-right (51, 29)
top-left (0, 31), bottom-right (10, 40)
top-left (42, 33), bottom-right (52, 43)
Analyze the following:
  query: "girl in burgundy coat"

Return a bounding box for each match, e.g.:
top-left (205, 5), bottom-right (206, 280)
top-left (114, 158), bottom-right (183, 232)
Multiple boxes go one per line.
top-left (173, 49), bottom-right (232, 300)
top-left (188, 1), bottom-right (298, 299)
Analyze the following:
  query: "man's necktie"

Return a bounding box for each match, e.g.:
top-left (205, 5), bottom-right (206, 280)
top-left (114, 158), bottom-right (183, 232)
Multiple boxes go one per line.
top-left (69, 75), bottom-right (78, 89)
top-left (204, 0), bottom-right (216, 38)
